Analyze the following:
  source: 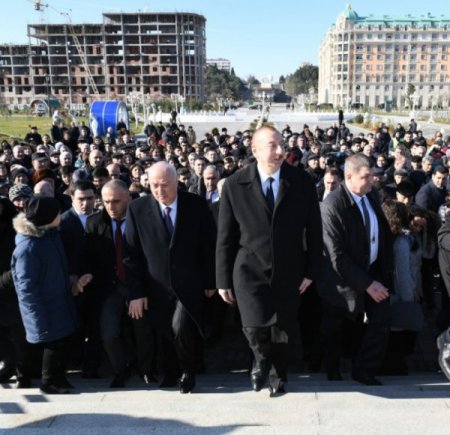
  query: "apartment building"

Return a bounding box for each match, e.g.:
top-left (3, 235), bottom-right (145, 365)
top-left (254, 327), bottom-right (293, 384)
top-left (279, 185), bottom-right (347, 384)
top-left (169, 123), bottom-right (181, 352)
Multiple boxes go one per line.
top-left (206, 58), bottom-right (231, 72)
top-left (319, 5), bottom-right (450, 109)
top-left (0, 11), bottom-right (206, 106)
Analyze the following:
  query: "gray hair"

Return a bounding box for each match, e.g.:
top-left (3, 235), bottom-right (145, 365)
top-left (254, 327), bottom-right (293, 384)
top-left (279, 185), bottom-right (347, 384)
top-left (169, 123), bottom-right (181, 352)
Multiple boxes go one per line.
top-left (344, 153), bottom-right (372, 176)
top-left (203, 165), bottom-right (219, 178)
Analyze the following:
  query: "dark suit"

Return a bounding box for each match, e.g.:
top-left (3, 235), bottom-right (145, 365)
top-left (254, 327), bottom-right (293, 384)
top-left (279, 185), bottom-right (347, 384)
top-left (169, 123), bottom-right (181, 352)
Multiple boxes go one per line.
top-left (125, 191), bottom-right (216, 376)
top-left (60, 207), bottom-right (86, 276)
top-left (216, 161), bottom-right (323, 384)
top-left (84, 209), bottom-right (154, 377)
top-left (318, 183), bottom-right (393, 377)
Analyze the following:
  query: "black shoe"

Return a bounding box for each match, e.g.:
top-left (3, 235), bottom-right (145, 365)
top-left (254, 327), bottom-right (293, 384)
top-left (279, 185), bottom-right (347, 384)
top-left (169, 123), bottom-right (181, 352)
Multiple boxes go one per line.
top-left (159, 376), bottom-right (178, 388)
top-left (352, 372), bottom-right (382, 386)
top-left (82, 370), bottom-right (101, 379)
top-left (109, 367), bottom-right (131, 388)
top-left (40, 384), bottom-right (70, 394)
top-left (142, 373), bottom-right (158, 384)
top-left (269, 381), bottom-right (286, 397)
top-left (250, 361), bottom-right (269, 392)
top-left (327, 372), bottom-right (343, 381)
top-left (16, 378), bottom-right (32, 389)
top-left (180, 373), bottom-right (196, 394)
top-left (56, 376), bottom-right (74, 389)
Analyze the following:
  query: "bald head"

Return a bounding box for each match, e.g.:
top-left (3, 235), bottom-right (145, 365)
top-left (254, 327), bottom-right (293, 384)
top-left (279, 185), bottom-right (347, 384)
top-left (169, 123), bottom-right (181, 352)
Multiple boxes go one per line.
top-left (101, 179), bottom-right (130, 220)
top-left (148, 161), bottom-right (178, 205)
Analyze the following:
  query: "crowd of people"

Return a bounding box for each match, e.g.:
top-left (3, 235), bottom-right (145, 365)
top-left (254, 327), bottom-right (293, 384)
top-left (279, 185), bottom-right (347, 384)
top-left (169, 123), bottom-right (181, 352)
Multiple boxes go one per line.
top-left (1, 115), bottom-right (450, 396)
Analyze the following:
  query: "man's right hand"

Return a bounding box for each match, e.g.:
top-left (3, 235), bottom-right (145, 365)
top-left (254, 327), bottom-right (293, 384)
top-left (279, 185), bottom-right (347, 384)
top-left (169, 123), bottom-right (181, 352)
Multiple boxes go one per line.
top-left (218, 289), bottom-right (236, 305)
top-left (366, 281), bottom-right (389, 303)
top-left (128, 297), bottom-right (148, 319)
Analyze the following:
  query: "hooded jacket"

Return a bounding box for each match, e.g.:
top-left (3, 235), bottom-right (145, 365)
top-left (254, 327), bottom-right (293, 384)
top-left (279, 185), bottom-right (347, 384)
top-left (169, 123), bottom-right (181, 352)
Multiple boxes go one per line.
top-left (11, 213), bottom-right (77, 344)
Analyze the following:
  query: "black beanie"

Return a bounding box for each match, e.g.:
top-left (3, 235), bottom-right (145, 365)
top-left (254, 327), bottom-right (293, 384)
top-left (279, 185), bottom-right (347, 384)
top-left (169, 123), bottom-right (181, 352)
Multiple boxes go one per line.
top-left (25, 195), bottom-right (61, 227)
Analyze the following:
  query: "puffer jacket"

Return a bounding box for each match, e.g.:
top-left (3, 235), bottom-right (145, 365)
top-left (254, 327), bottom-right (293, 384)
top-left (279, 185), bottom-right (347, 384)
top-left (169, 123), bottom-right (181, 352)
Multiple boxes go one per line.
top-left (11, 213), bottom-right (77, 344)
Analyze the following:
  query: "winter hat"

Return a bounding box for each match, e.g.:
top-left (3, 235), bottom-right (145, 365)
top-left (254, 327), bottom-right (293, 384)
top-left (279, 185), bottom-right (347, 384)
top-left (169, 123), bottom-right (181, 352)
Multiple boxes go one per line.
top-left (25, 195), bottom-right (60, 227)
top-left (8, 183), bottom-right (33, 202)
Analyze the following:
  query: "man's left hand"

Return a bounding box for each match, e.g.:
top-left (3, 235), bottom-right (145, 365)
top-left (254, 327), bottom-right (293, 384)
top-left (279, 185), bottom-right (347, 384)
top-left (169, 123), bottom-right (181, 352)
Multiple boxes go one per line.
top-left (299, 278), bottom-right (312, 294)
top-left (204, 289), bottom-right (217, 298)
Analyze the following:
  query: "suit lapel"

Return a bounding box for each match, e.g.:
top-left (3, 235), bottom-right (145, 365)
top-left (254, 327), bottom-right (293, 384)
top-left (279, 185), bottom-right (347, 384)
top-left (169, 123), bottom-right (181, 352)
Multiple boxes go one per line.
top-left (149, 196), bottom-right (171, 245)
top-left (274, 163), bottom-right (291, 212)
top-left (244, 162), bottom-right (273, 215)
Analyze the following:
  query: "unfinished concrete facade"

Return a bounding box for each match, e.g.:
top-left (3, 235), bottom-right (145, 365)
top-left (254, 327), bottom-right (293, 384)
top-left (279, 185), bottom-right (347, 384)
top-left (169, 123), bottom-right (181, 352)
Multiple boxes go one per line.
top-left (0, 12), bottom-right (206, 107)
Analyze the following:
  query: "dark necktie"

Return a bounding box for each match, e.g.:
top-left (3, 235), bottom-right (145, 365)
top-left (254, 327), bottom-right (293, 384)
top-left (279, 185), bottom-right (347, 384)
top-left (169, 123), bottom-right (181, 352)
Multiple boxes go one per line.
top-left (266, 177), bottom-right (275, 212)
top-left (114, 219), bottom-right (125, 283)
top-left (164, 206), bottom-right (174, 236)
top-left (360, 197), bottom-right (371, 249)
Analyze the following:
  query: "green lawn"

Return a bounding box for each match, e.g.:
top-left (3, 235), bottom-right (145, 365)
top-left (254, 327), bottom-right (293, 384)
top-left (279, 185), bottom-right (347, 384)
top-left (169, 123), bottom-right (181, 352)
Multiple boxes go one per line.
top-left (0, 115), bottom-right (58, 142)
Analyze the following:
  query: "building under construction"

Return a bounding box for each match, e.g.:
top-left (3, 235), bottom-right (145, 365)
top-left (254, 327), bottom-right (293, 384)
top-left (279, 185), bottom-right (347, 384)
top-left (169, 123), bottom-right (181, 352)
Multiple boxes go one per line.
top-left (0, 11), bottom-right (206, 107)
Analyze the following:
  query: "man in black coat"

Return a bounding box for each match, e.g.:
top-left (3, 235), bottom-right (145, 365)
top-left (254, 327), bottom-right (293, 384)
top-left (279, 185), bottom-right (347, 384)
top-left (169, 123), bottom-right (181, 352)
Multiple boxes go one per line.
top-left (79, 180), bottom-right (155, 388)
top-left (126, 162), bottom-right (216, 394)
top-left (318, 153), bottom-right (393, 385)
top-left (216, 126), bottom-right (323, 396)
top-left (415, 166), bottom-right (448, 213)
top-left (59, 180), bottom-right (99, 377)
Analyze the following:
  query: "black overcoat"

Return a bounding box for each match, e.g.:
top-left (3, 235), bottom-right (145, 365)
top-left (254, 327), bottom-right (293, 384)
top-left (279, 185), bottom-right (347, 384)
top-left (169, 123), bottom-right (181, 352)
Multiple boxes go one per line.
top-left (124, 191), bottom-right (216, 331)
top-left (317, 183), bottom-right (394, 313)
top-left (215, 161), bottom-right (323, 329)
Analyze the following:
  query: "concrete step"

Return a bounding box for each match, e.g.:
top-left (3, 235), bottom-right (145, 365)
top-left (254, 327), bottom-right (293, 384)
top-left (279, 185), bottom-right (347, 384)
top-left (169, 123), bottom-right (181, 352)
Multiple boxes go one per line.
top-left (1, 373), bottom-right (450, 434)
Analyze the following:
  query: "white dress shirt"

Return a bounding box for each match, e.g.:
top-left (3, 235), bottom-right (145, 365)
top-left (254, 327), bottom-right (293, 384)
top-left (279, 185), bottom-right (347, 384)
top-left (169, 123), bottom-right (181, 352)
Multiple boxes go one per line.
top-left (257, 165), bottom-right (281, 201)
top-left (111, 218), bottom-right (126, 242)
top-left (158, 197), bottom-right (178, 228)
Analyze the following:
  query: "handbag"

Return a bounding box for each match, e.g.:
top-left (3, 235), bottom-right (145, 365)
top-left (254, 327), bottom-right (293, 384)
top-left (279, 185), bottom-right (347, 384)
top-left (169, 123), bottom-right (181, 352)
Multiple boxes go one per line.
top-left (389, 300), bottom-right (424, 332)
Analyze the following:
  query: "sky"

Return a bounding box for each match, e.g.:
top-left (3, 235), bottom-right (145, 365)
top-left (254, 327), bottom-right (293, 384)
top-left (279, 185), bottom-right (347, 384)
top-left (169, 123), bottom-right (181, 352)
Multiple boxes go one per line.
top-left (3, 0), bottom-right (450, 81)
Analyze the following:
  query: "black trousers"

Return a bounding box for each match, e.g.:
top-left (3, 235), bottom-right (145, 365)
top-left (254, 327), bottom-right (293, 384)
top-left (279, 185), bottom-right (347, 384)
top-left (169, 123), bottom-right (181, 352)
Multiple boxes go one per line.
top-left (321, 294), bottom-right (390, 376)
top-left (150, 299), bottom-right (201, 378)
top-left (100, 291), bottom-right (154, 376)
top-left (243, 324), bottom-right (289, 386)
top-left (41, 335), bottom-right (71, 387)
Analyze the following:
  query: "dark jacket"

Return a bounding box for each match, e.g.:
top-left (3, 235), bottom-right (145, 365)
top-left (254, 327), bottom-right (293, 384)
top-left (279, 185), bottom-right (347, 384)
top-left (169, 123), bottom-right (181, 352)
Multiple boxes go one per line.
top-left (438, 213), bottom-right (450, 298)
top-left (317, 183), bottom-right (393, 313)
top-left (60, 207), bottom-right (87, 276)
top-left (83, 209), bottom-right (129, 299)
top-left (415, 180), bottom-right (447, 213)
top-left (0, 197), bottom-right (20, 327)
top-left (125, 192), bottom-right (216, 331)
top-left (11, 215), bottom-right (77, 343)
top-left (216, 161), bottom-right (323, 329)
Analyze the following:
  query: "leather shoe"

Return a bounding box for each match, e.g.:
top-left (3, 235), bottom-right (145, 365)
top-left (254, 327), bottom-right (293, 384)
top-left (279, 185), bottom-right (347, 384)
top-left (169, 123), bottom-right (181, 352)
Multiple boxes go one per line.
top-left (82, 370), bottom-right (101, 379)
top-left (109, 367), bottom-right (131, 388)
top-left (269, 381), bottom-right (286, 397)
top-left (179, 373), bottom-right (195, 394)
top-left (142, 373), bottom-right (158, 384)
top-left (16, 378), bottom-right (32, 389)
top-left (250, 361), bottom-right (269, 392)
top-left (352, 372), bottom-right (382, 386)
top-left (327, 372), bottom-right (343, 381)
top-left (40, 384), bottom-right (70, 394)
top-left (159, 376), bottom-right (178, 388)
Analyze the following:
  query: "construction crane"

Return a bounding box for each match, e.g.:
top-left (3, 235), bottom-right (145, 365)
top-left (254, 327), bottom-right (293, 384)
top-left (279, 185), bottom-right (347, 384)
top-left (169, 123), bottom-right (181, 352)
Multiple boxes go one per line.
top-left (30, 0), bottom-right (100, 98)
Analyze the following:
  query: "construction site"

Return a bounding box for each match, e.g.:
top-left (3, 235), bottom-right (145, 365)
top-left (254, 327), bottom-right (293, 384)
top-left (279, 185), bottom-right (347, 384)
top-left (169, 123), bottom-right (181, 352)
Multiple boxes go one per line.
top-left (0, 3), bottom-right (207, 109)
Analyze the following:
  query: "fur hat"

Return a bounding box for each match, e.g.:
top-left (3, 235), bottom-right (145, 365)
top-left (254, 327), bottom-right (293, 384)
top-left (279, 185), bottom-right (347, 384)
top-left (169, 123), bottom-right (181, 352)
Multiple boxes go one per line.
top-left (25, 195), bottom-right (60, 227)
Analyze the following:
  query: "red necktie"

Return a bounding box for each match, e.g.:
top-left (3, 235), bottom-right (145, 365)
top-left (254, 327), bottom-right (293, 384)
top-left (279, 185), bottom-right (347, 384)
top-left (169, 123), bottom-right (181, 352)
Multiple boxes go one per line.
top-left (114, 219), bottom-right (126, 283)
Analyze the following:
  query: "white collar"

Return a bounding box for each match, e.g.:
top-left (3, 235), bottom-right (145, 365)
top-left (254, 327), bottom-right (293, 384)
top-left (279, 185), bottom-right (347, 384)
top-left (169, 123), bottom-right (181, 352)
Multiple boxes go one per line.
top-left (257, 165), bottom-right (281, 185)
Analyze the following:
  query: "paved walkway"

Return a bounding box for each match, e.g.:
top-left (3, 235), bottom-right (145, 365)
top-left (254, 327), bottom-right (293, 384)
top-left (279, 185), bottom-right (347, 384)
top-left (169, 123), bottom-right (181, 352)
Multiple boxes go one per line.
top-left (1, 373), bottom-right (449, 434)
